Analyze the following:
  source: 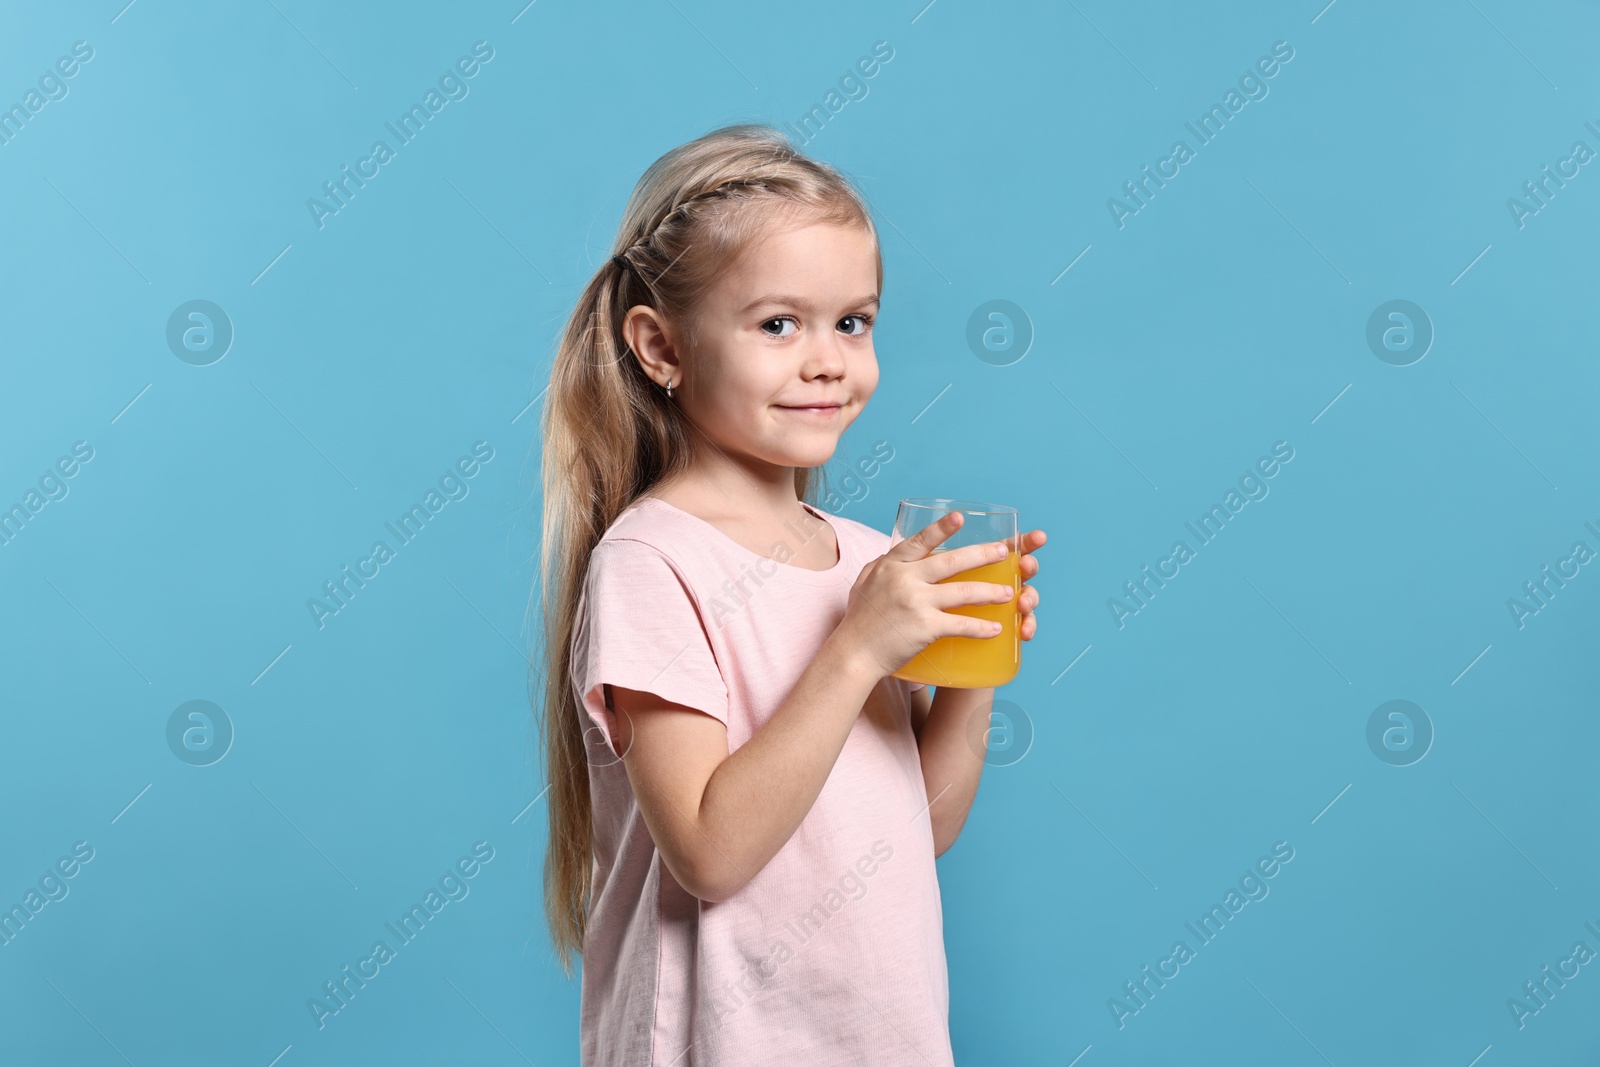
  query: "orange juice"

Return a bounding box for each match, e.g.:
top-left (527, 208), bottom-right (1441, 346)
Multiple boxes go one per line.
top-left (892, 549), bottom-right (1021, 688)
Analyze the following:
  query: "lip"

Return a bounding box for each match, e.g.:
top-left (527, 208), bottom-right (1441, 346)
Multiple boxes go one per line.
top-left (775, 404), bottom-right (843, 416)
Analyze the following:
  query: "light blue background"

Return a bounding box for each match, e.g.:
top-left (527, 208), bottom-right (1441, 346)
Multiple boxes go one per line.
top-left (3, 0), bottom-right (1597, 1063)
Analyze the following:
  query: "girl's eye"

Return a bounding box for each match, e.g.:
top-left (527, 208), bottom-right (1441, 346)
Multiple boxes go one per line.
top-left (759, 314), bottom-right (874, 338)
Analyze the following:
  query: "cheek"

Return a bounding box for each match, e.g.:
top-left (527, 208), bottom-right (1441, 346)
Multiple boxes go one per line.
top-left (690, 350), bottom-right (755, 405)
top-left (700, 366), bottom-right (773, 429)
top-left (855, 350), bottom-right (880, 396)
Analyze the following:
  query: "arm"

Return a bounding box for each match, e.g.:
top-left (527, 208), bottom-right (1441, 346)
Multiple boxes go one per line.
top-left (912, 684), bottom-right (993, 858)
top-left (910, 526), bottom-right (1046, 857)
top-left (609, 628), bottom-right (880, 904)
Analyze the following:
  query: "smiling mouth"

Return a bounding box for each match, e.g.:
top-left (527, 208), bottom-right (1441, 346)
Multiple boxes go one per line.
top-left (776, 404), bottom-right (843, 414)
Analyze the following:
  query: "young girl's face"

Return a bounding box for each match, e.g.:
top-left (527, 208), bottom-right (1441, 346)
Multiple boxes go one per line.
top-left (677, 218), bottom-right (880, 473)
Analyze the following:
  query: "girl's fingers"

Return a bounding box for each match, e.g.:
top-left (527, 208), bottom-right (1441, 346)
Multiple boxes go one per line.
top-left (1017, 578), bottom-right (1040, 639)
top-left (897, 511), bottom-right (963, 560)
top-left (1019, 532), bottom-right (1045, 577)
top-left (923, 539), bottom-right (1013, 582)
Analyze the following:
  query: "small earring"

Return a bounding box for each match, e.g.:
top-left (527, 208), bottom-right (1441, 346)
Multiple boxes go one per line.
top-left (665, 378), bottom-right (675, 399)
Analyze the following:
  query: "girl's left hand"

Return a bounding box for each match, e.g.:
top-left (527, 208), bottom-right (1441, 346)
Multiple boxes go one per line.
top-left (1016, 529), bottom-right (1046, 640)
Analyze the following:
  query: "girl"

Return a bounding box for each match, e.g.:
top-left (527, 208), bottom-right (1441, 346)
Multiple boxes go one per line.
top-left (536, 123), bottom-right (1045, 1065)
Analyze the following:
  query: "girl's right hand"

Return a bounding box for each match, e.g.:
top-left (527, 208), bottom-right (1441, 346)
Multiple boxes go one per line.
top-left (839, 511), bottom-right (1017, 680)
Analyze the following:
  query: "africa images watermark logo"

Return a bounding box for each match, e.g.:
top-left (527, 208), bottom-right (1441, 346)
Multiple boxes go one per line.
top-left (307, 441), bottom-right (494, 629)
top-left (0, 841), bottom-right (96, 949)
top-left (307, 842), bottom-right (495, 1030)
top-left (1107, 441), bottom-right (1295, 629)
top-left (0, 40), bottom-right (95, 148)
top-left (1106, 40), bottom-right (1296, 229)
top-left (705, 840), bottom-right (895, 1029)
top-left (1108, 840), bottom-right (1296, 1029)
top-left (0, 440), bottom-right (95, 549)
top-left (306, 41), bottom-right (495, 230)
top-left (1505, 519), bottom-right (1600, 630)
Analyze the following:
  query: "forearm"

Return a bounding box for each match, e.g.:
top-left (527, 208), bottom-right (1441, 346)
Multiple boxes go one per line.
top-left (917, 685), bottom-right (993, 856)
top-left (692, 630), bottom-right (879, 900)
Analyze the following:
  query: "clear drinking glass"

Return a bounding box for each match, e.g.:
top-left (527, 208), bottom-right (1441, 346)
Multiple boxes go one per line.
top-left (888, 498), bottom-right (1021, 688)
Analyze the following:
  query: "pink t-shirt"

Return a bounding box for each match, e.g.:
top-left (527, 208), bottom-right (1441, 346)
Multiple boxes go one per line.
top-left (569, 495), bottom-right (953, 1066)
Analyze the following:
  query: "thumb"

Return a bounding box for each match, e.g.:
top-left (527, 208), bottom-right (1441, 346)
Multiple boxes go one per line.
top-left (889, 510), bottom-right (963, 561)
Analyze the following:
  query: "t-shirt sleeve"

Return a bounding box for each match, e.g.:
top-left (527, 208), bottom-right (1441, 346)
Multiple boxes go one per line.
top-left (570, 538), bottom-right (730, 748)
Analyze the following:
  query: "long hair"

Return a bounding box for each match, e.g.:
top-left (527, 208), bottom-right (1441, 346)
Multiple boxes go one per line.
top-left (535, 123), bottom-right (882, 975)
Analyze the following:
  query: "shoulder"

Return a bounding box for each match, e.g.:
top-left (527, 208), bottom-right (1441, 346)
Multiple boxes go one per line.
top-left (585, 498), bottom-right (718, 602)
top-left (578, 535), bottom-right (716, 646)
top-left (587, 502), bottom-right (677, 575)
top-left (594, 497), bottom-right (694, 565)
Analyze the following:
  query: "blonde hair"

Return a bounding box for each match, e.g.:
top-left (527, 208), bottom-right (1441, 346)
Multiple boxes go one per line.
top-left (534, 123), bottom-right (882, 974)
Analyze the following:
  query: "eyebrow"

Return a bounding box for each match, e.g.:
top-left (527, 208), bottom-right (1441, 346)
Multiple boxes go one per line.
top-left (739, 293), bottom-right (880, 315)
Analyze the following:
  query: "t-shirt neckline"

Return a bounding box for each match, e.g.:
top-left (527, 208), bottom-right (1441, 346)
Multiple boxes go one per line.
top-left (635, 496), bottom-right (849, 583)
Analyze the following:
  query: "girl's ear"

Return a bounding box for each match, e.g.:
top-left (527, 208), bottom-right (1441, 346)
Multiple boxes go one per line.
top-left (622, 305), bottom-right (684, 388)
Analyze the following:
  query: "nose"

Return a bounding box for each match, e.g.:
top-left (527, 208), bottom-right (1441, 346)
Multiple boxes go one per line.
top-left (801, 331), bottom-right (848, 381)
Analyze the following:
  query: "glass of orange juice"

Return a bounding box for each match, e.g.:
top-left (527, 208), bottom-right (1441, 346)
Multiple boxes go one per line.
top-left (890, 498), bottom-right (1021, 689)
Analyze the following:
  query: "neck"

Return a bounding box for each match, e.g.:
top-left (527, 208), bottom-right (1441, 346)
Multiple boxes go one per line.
top-left (658, 438), bottom-right (809, 521)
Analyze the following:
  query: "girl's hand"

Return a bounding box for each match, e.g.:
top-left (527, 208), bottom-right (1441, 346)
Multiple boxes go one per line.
top-left (839, 511), bottom-right (1022, 680)
top-left (1017, 528), bottom-right (1046, 641)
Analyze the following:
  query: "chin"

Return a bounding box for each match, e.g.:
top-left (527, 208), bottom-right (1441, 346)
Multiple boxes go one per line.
top-left (772, 439), bottom-right (840, 468)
